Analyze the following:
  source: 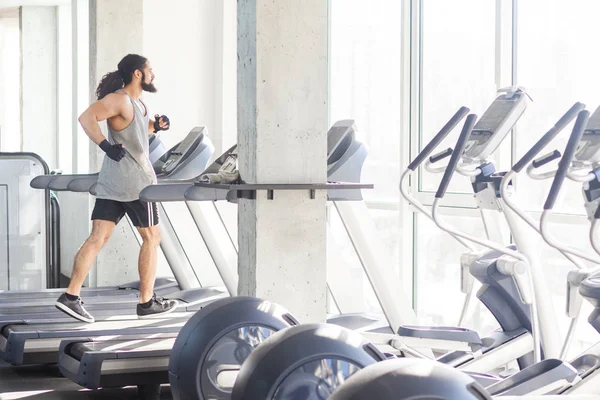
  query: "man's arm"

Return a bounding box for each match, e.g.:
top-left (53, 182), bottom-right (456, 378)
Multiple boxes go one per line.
top-left (79, 93), bottom-right (128, 162)
top-left (148, 117), bottom-right (156, 136)
top-left (78, 93), bottom-right (127, 145)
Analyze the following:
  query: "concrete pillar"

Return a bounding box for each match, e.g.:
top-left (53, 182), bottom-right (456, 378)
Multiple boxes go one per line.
top-left (89, 0), bottom-right (143, 171)
top-left (237, 1), bottom-right (329, 322)
top-left (20, 6), bottom-right (57, 168)
top-left (88, 0), bottom-right (144, 286)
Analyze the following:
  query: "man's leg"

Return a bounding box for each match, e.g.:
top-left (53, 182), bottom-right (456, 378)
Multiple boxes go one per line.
top-left (66, 219), bottom-right (116, 296)
top-left (136, 225), bottom-right (161, 303)
top-left (128, 200), bottom-right (178, 318)
top-left (55, 220), bottom-right (116, 323)
top-left (56, 199), bottom-right (123, 323)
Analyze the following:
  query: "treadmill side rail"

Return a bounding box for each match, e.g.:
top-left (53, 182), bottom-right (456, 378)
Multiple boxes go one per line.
top-left (1, 317), bottom-right (190, 366)
top-left (59, 337), bottom-right (176, 389)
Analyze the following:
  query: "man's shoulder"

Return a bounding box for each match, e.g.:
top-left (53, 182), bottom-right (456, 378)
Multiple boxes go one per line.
top-left (103, 91), bottom-right (129, 102)
top-left (100, 92), bottom-right (131, 112)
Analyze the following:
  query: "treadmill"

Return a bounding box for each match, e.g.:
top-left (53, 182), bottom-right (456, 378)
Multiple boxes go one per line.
top-left (0, 133), bottom-right (177, 308)
top-left (0, 127), bottom-right (229, 366)
top-left (0, 133), bottom-right (170, 301)
top-left (54, 121), bottom-right (375, 394)
top-left (0, 129), bottom-right (220, 320)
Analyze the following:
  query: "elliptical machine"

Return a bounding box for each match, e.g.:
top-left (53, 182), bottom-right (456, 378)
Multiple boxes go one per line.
top-left (324, 106), bottom-right (600, 400)
top-left (526, 104), bottom-right (600, 395)
top-left (398, 87), bottom-right (548, 374)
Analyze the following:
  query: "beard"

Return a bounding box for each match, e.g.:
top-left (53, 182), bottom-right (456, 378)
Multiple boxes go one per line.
top-left (141, 72), bottom-right (157, 93)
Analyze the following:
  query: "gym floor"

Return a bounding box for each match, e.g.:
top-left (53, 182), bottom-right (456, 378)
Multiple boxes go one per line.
top-left (0, 361), bottom-right (172, 400)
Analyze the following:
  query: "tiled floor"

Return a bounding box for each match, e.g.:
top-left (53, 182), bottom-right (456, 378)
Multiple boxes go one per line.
top-left (0, 362), bottom-right (172, 400)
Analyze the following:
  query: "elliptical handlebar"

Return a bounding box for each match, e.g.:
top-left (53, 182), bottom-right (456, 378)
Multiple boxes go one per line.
top-left (429, 148), bottom-right (453, 164)
top-left (544, 110), bottom-right (590, 210)
top-left (531, 150), bottom-right (562, 169)
top-left (435, 114), bottom-right (478, 199)
top-left (398, 108), bottom-right (475, 252)
top-left (513, 102), bottom-right (585, 173)
top-left (407, 107), bottom-right (470, 171)
top-left (501, 106), bottom-right (593, 270)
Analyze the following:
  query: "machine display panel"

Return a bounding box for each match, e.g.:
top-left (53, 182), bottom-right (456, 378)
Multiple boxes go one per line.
top-left (156, 127), bottom-right (205, 174)
top-left (462, 92), bottom-right (527, 161)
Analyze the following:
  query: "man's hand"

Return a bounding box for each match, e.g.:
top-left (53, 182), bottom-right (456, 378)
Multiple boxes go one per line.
top-left (153, 114), bottom-right (170, 133)
top-left (99, 139), bottom-right (126, 162)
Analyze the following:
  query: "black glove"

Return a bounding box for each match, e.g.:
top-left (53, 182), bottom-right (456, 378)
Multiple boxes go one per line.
top-left (99, 139), bottom-right (126, 162)
top-left (153, 114), bottom-right (170, 133)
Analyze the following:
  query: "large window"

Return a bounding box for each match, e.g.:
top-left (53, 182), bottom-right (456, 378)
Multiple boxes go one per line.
top-left (329, 0), bottom-right (402, 202)
top-left (412, 0), bottom-right (600, 357)
top-left (328, 0), bottom-right (404, 317)
top-left (420, 0), bottom-right (498, 194)
top-left (414, 0), bottom-right (514, 330)
top-left (516, 0), bottom-right (600, 213)
top-left (329, 0), bottom-right (600, 359)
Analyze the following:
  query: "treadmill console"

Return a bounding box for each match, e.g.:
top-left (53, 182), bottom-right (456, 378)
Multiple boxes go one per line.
top-left (462, 88), bottom-right (528, 162)
top-left (327, 120), bottom-right (356, 165)
top-left (154, 127), bottom-right (205, 175)
top-left (196, 144), bottom-right (238, 178)
top-left (219, 146), bottom-right (237, 173)
top-left (574, 105), bottom-right (600, 164)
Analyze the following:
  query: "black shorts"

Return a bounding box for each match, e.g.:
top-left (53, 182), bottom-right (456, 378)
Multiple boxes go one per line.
top-left (91, 198), bottom-right (159, 228)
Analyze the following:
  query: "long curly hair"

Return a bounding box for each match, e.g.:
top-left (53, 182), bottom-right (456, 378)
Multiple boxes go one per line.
top-left (95, 54), bottom-right (148, 100)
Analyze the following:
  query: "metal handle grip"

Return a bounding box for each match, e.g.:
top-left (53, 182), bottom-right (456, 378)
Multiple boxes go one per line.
top-left (544, 110), bottom-right (590, 210)
top-left (435, 114), bottom-right (478, 198)
top-left (408, 106), bottom-right (470, 171)
top-left (531, 150), bottom-right (561, 169)
top-left (429, 148), bottom-right (453, 164)
top-left (512, 102), bottom-right (585, 172)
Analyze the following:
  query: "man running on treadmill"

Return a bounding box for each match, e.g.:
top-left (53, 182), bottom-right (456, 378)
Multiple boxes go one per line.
top-left (55, 54), bottom-right (178, 323)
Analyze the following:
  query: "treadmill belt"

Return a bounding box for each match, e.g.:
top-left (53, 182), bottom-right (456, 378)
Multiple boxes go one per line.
top-left (0, 290), bottom-right (138, 303)
top-left (0, 294), bottom-right (141, 309)
top-left (0, 302), bottom-right (137, 315)
top-left (4, 315), bottom-right (191, 336)
top-left (0, 278), bottom-right (178, 300)
top-left (0, 284), bottom-right (179, 309)
top-left (0, 287), bottom-right (129, 299)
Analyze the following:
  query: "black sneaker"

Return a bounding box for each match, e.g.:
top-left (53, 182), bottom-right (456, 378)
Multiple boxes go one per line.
top-left (55, 293), bottom-right (95, 323)
top-left (136, 295), bottom-right (179, 319)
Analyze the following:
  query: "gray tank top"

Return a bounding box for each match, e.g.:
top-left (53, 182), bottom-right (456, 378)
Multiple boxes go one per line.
top-left (95, 90), bottom-right (157, 202)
